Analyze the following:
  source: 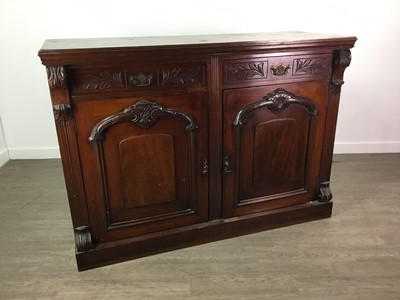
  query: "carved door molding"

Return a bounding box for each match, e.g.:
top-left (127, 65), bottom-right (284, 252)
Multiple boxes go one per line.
top-left (83, 97), bottom-right (208, 240)
top-left (223, 85), bottom-right (324, 217)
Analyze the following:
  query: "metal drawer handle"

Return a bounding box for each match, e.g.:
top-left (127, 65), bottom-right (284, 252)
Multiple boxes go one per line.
top-left (271, 64), bottom-right (291, 76)
top-left (128, 73), bottom-right (153, 87)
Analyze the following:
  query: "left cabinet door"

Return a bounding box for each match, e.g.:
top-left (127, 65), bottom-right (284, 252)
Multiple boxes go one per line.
top-left (74, 92), bottom-right (209, 243)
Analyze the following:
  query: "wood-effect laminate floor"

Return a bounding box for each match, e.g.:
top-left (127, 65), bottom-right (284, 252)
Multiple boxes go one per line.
top-left (0, 154), bottom-right (399, 300)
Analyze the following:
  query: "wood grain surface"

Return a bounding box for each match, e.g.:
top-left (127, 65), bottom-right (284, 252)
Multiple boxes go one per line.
top-left (0, 154), bottom-right (399, 299)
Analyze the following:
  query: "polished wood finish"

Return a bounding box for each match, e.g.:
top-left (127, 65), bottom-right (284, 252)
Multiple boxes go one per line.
top-left (39, 32), bottom-right (356, 270)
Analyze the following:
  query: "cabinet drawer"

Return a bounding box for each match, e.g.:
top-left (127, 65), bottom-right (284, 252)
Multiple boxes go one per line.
top-left (223, 54), bottom-right (331, 85)
top-left (69, 62), bottom-right (207, 95)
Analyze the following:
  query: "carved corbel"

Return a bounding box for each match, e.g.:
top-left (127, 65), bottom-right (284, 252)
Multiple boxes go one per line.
top-left (334, 49), bottom-right (352, 69)
top-left (53, 103), bottom-right (73, 122)
top-left (317, 181), bottom-right (333, 203)
top-left (74, 226), bottom-right (93, 252)
top-left (330, 49), bottom-right (351, 93)
top-left (46, 66), bottom-right (66, 88)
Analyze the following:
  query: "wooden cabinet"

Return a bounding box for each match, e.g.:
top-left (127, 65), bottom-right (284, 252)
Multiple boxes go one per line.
top-left (39, 32), bottom-right (356, 270)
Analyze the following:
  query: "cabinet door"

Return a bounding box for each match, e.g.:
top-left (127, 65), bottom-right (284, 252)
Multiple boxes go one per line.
top-left (74, 92), bottom-right (208, 242)
top-left (223, 82), bottom-right (327, 217)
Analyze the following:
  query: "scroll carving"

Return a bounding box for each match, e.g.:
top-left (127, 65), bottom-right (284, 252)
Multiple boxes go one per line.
top-left (46, 66), bottom-right (66, 88)
top-left (89, 99), bottom-right (198, 142)
top-left (161, 67), bottom-right (202, 85)
top-left (229, 62), bottom-right (266, 80)
top-left (233, 88), bottom-right (318, 126)
top-left (293, 58), bottom-right (328, 75)
top-left (334, 49), bottom-right (352, 69)
top-left (330, 49), bottom-right (352, 93)
top-left (53, 104), bottom-right (73, 121)
top-left (74, 226), bottom-right (93, 252)
top-left (75, 72), bottom-right (124, 92)
top-left (317, 181), bottom-right (332, 203)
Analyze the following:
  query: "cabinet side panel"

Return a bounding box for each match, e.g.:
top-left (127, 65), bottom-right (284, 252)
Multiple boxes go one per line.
top-left (119, 134), bottom-right (176, 208)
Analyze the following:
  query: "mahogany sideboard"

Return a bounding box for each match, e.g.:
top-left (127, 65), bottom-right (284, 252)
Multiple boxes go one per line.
top-left (38, 32), bottom-right (356, 271)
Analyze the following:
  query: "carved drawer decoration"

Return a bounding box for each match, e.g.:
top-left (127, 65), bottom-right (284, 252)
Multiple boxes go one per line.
top-left (224, 55), bottom-right (331, 84)
top-left (160, 66), bottom-right (205, 86)
top-left (74, 71), bottom-right (125, 93)
top-left (292, 57), bottom-right (330, 76)
top-left (223, 60), bottom-right (268, 83)
top-left (69, 63), bottom-right (206, 95)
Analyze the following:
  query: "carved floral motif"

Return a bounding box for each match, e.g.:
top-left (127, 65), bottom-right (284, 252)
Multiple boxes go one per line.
top-left (233, 88), bottom-right (318, 126)
top-left (75, 72), bottom-right (124, 92)
top-left (267, 93), bottom-right (291, 114)
top-left (123, 100), bottom-right (165, 129)
top-left (160, 67), bottom-right (202, 85)
top-left (229, 62), bottom-right (266, 80)
top-left (89, 99), bottom-right (198, 142)
top-left (293, 58), bottom-right (328, 75)
top-left (46, 66), bottom-right (66, 88)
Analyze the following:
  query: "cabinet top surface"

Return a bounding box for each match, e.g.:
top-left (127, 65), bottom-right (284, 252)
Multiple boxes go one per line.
top-left (38, 32), bottom-right (356, 65)
top-left (40, 32), bottom-right (356, 51)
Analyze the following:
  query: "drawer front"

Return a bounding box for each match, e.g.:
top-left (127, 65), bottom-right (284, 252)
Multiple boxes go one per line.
top-left (69, 62), bottom-right (207, 95)
top-left (223, 54), bottom-right (331, 84)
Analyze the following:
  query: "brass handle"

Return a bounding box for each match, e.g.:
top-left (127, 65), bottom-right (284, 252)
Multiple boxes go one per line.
top-left (271, 64), bottom-right (291, 76)
top-left (128, 73), bottom-right (153, 87)
top-left (223, 155), bottom-right (232, 174)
